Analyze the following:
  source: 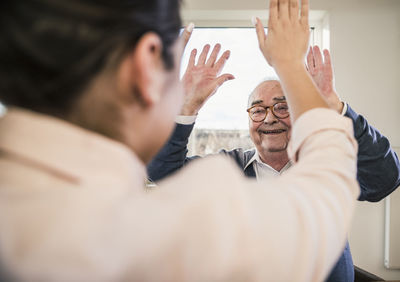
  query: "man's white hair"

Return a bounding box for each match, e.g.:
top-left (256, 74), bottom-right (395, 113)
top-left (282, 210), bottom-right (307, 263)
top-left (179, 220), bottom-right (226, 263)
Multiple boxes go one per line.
top-left (247, 76), bottom-right (280, 108)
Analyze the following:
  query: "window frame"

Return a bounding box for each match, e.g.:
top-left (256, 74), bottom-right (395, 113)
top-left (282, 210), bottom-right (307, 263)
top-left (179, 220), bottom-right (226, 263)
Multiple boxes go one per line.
top-left (181, 9), bottom-right (329, 48)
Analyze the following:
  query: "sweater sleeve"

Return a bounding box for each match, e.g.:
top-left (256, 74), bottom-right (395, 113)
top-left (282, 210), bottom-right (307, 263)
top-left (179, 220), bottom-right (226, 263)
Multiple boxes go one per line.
top-left (345, 105), bottom-right (400, 201)
top-left (147, 123), bottom-right (200, 182)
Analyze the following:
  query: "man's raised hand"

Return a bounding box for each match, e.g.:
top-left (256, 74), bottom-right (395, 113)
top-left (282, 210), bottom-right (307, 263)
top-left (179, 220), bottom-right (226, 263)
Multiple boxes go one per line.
top-left (180, 44), bottom-right (235, 116)
top-left (307, 46), bottom-right (344, 113)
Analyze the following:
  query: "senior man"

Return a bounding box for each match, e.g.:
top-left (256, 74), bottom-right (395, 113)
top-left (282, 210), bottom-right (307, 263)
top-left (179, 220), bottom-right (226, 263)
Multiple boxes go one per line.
top-left (147, 45), bottom-right (400, 282)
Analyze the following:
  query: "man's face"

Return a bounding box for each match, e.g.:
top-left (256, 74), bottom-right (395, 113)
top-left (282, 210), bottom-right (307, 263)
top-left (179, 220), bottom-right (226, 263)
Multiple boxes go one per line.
top-left (248, 81), bottom-right (292, 156)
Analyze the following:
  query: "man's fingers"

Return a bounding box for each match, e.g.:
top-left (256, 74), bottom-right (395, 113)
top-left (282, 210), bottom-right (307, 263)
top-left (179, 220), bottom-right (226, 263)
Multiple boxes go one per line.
top-left (216, 73), bottom-right (235, 87)
top-left (289, 0), bottom-right (299, 21)
top-left (323, 49), bottom-right (334, 77)
top-left (214, 50), bottom-right (231, 74)
top-left (254, 17), bottom-right (266, 48)
top-left (188, 49), bottom-right (197, 68)
top-left (323, 49), bottom-right (332, 67)
top-left (197, 44), bottom-right (210, 65)
top-left (313, 46), bottom-right (323, 68)
top-left (206, 44), bottom-right (221, 67)
top-left (306, 46), bottom-right (315, 73)
top-left (300, 0), bottom-right (309, 25)
top-left (279, 0), bottom-right (290, 21)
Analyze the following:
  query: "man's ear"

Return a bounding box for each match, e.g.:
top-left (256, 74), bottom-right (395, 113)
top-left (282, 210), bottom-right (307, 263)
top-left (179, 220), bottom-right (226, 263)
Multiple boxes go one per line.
top-left (122, 32), bottom-right (165, 107)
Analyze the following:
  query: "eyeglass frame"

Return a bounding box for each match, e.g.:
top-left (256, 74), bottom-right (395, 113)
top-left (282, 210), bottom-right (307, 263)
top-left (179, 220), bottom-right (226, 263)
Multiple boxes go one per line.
top-left (246, 102), bottom-right (290, 122)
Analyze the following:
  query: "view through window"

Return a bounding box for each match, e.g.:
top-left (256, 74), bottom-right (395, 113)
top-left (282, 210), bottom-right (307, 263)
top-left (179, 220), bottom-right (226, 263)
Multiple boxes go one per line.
top-left (180, 28), bottom-right (279, 156)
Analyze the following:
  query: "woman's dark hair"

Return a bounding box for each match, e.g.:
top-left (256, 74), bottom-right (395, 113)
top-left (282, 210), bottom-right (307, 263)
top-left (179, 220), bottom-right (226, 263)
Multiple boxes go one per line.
top-left (0, 0), bottom-right (181, 115)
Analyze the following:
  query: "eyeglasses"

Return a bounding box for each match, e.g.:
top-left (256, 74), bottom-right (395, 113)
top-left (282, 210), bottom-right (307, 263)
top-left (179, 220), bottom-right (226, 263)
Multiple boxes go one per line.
top-left (246, 102), bottom-right (289, 122)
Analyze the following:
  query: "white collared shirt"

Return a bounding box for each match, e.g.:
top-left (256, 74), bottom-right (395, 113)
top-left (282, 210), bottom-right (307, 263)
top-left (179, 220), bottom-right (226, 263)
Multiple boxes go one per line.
top-left (244, 151), bottom-right (292, 179)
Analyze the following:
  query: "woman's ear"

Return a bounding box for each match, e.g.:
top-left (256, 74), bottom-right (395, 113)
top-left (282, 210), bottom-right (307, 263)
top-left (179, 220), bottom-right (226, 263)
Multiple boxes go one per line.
top-left (119, 32), bottom-right (165, 107)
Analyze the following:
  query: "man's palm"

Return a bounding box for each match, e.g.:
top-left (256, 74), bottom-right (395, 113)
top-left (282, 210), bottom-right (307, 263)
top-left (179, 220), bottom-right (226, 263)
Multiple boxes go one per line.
top-left (307, 46), bottom-right (342, 112)
top-left (181, 44), bottom-right (234, 115)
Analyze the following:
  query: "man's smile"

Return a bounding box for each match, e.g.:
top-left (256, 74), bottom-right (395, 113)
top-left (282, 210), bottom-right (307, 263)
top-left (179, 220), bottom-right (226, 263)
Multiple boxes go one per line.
top-left (259, 129), bottom-right (287, 135)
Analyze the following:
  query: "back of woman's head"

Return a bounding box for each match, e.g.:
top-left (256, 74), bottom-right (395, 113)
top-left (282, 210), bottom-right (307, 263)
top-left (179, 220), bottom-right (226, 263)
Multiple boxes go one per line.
top-left (0, 0), bottom-right (181, 116)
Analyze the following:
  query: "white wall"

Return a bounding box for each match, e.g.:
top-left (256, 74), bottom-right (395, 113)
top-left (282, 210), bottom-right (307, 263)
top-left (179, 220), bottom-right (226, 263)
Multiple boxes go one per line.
top-left (183, 0), bottom-right (400, 279)
top-left (323, 1), bottom-right (400, 280)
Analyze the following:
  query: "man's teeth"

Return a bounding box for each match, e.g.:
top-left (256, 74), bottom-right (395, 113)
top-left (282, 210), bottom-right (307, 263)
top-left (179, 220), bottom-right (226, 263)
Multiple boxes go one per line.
top-left (261, 129), bottom-right (286, 134)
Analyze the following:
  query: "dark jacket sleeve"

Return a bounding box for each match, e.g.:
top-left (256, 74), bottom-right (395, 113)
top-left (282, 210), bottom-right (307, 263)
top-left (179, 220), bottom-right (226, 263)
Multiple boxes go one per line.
top-left (147, 123), bottom-right (251, 182)
top-left (147, 123), bottom-right (200, 182)
top-left (346, 105), bottom-right (400, 201)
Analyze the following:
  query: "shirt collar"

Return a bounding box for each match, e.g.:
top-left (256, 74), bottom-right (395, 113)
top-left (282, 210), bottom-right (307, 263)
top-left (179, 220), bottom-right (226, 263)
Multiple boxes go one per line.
top-left (244, 149), bottom-right (258, 170)
top-left (0, 108), bottom-right (146, 188)
top-left (244, 148), bottom-right (292, 173)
